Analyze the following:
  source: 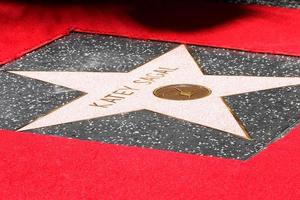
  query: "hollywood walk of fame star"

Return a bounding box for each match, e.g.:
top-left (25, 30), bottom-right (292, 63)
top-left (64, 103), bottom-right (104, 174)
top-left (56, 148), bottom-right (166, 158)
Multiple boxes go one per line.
top-left (9, 45), bottom-right (300, 139)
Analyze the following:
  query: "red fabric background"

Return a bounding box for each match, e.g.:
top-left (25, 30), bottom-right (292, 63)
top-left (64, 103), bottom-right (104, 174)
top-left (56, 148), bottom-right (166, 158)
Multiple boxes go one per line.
top-left (0, 1), bottom-right (299, 199)
top-left (1, 1), bottom-right (300, 65)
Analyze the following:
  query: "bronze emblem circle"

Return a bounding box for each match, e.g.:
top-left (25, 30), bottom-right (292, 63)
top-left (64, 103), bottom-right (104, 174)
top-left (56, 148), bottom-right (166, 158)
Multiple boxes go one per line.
top-left (153, 84), bottom-right (211, 100)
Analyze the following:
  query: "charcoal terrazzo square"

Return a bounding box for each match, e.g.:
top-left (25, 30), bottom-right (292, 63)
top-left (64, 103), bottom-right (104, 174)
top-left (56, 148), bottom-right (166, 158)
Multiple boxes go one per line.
top-left (1, 32), bottom-right (299, 160)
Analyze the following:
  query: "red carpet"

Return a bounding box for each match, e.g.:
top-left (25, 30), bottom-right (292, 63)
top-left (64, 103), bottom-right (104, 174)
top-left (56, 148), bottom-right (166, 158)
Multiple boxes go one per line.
top-left (0, 1), bottom-right (299, 199)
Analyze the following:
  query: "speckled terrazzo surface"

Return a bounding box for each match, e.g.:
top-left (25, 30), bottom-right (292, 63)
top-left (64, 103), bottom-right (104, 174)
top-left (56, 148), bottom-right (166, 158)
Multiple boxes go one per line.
top-left (4, 33), bottom-right (177, 72)
top-left (218, 0), bottom-right (300, 8)
top-left (1, 32), bottom-right (299, 160)
top-left (0, 71), bottom-right (83, 130)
